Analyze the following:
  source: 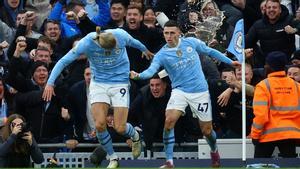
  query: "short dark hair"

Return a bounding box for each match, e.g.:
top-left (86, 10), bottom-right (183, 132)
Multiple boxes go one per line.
top-left (127, 4), bottom-right (143, 15)
top-left (164, 20), bottom-right (179, 28)
top-left (18, 9), bottom-right (27, 15)
top-left (38, 36), bottom-right (56, 50)
top-left (110, 0), bottom-right (128, 8)
top-left (44, 19), bottom-right (61, 31)
top-left (287, 64), bottom-right (300, 70)
top-left (36, 46), bottom-right (51, 54)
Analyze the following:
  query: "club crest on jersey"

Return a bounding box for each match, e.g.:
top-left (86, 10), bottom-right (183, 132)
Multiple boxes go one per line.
top-left (115, 49), bottom-right (121, 54)
top-left (176, 49), bottom-right (182, 57)
top-left (186, 46), bottom-right (193, 53)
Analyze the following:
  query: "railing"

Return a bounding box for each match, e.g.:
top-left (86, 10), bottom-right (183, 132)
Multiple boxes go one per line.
top-left (34, 139), bottom-right (300, 168)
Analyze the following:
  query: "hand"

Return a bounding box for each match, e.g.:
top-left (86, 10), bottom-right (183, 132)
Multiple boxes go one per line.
top-left (89, 130), bottom-right (96, 138)
top-left (25, 11), bottom-right (36, 22)
top-left (231, 0), bottom-right (246, 9)
top-left (29, 49), bottom-right (36, 59)
top-left (21, 132), bottom-right (33, 146)
top-left (0, 41), bottom-right (9, 50)
top-left (42, 84), bottom-right (55, 102)
top-left (141, 50), bottom-right (154, 60)
top-left (284, 25), bottom-right (297, 34)
top-left (77, 9), bottom-right (88, 20)
top-left (252, 139), bottom-right (260, 145)
top-left (231, 61), bottom-right (241, 69)
top-left (244, 48), bottom-right (253, 59)
top-left (126, 139), bottom-right (133, 148)
top-left (208, 39), bottom-right (218, 47)
top-left (130, 71), bottom-right (140, 80)
top-left (11, 124), bottom-right (22, 135)
top-left (65, 139), bottom-right (79, 149)
top-left (61, 107), bottom-right (70, 121)
top-left (66, 11), bottom-right (77, 20)
top-left (8, 87), bottom-right (18, 94)
top-left (217, 88), bottom-right (233, 107)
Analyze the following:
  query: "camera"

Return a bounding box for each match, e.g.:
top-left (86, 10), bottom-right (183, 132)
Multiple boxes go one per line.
top-left (18, 122), bottom-right (30, 138)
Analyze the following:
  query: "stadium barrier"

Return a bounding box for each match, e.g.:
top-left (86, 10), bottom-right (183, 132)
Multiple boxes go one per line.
top-left (198, 139), bottom-right (300, 159)
top-left (34, 139), bottom-right (300, 168)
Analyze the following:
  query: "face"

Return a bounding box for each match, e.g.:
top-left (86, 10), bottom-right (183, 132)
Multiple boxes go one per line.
top-left (221, 71), bottom-right (235, 81)
top-left (287, 67), bottom-right (300, 82)
top-left (73, 5), bottom-right (84, 14)
top-left (34, 50), bottom-right (51, 64)
top-left (110, 3), bottom-right (126, 23)
top-left (235, 64), bottom-right (253, 84)
top-left (163, 26), bottom-right (181, 47)
top-left (10, 118), bottom-right (23, 131)
top-left (7, 0), bottom-right (20, 9)
top-left (292, 59), bottom-right (300, 65)
top-left (106, 114), bottom-right (114, 127)
top-left (260, 1), bottom-right (267, 14)
top-left (16, 13), bottom-right (25, 27)
top-left (38, 41), bottom-right (53, 55)
top-left (44, 22), bottom-right (61, 41)
top-left (130, 0), bottom-right (143, 9)
top-left (202, 2), bottom-right (217, 18)
top-left (143, 8), bottom-right (156, 25)
top-left (150, 78), bottom-right (167, 98)
top-left (84, 67), bottom-right (91, 85)
top-left (33, 66), bottom-right (48, 86)
top-left (296, 7), bottom-right (300, 20)
top-left (265, 0), bottom-right (281, 23)
top-left (189, 12), bottom-right (199, 23)
top-left (126, 8), bottom-right (143, 30)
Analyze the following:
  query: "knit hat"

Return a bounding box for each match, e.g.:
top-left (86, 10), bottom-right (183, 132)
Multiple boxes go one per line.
top-left (30, 61), bottom-right (49, 77)
top-left (266, 51), bottom-right (288, 71)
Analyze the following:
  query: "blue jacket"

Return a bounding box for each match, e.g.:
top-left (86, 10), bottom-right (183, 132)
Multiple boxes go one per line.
top-left (48, 0), bottom-right (110, 38)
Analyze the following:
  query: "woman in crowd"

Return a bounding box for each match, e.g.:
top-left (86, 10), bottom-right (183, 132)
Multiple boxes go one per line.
top-left (0, 114), bottom-right (44, 167)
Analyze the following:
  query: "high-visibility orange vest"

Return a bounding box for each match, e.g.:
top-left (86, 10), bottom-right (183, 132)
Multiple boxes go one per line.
top-left (251, 71), bottom-right (300, 142)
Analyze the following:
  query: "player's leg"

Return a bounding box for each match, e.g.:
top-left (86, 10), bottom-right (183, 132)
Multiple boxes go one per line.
top-left (160, 89), bottom-right (186, 168)
top-left (90, 82), bottom-right (118, 168)
top-left (111, 84), bottom-right (142, 159)
top-left (189, 91), bottom-right (220, 167)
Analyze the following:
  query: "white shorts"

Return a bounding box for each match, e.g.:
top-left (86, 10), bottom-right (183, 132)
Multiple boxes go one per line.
top-left (89, 81), bottom-right (129, 108)
top-left (166, 89), bottom-right (212, 122)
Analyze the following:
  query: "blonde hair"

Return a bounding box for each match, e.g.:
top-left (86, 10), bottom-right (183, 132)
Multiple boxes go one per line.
top-left (94, 26), bottom-right (116, 49)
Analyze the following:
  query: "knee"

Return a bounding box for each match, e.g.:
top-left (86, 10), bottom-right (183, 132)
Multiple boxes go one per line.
top-left (114, 124), bottom-right (126, 134)
top-left (164, 117), bottom-right (176, 130)
top-left (201, 126), bottom-right (212, 136)
top-left (95, 122), bottom-right (107, 132)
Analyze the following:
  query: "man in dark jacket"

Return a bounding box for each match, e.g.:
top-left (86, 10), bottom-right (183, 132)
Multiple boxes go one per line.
top-left (246, 0), bottom-right (300, 66)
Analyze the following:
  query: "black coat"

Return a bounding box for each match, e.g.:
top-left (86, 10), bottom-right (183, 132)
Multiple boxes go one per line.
top-left (0, 134), bottom-right (44, 167)
top-left (246, 5), bottom-right (300, 60)
top-left (15, 90), bottom-right (67, 143)
top-left (67, 80), bottom-right (87, 141)
top-left (129, 84), bottom-right (171, 150)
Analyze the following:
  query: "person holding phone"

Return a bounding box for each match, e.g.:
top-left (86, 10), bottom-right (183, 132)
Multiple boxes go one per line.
top-left (0, 114), bottom-right (44, 167)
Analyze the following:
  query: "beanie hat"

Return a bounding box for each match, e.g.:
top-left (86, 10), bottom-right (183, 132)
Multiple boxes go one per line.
top-left (30, 61), bottom-right (49, 77)
top-left (266, 51), bottom-right (288, 71)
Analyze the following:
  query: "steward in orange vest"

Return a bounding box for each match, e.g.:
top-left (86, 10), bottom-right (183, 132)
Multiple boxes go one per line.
top-left (251, 51), bottom-right (300, 158)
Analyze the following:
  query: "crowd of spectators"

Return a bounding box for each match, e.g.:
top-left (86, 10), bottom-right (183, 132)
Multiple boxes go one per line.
top-left (0, 0), bottom-right (300, 155)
